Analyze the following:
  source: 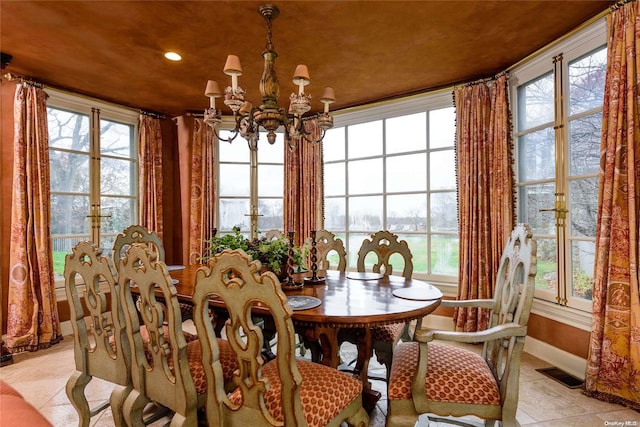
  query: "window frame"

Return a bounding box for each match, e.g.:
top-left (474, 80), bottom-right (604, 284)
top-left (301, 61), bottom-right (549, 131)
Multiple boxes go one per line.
top-left (510, 18), bottom-right (606, 325)
top-left (47, 89), bottom-right (139, 289)
top-left (325, 90), bottom-right (459, 291)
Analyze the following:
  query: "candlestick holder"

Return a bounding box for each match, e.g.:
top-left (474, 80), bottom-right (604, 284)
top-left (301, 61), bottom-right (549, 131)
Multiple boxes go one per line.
top-left (282, 231), bottom-right (304, 289)
top-left (304, 230), bottom-right (325, 285)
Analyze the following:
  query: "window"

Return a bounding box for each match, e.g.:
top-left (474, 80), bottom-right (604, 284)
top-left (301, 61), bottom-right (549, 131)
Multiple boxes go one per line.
top-left (512, 20), bottom-right (606, 312)
top-left (48, 90), bottom-right (138, 284)
top-left (217, 130), bottom-right (284, 236)
top-left (323, 92), bottom-right (458, 282)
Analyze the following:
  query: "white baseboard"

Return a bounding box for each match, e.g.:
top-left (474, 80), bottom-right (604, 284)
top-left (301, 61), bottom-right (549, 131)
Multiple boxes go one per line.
top-left (523, 335), bottom-right (587, 380)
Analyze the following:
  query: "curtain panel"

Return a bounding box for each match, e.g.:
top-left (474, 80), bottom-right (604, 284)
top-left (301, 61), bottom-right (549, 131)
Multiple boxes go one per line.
top-left (284, 118), bottom-right (324, 247)
top-left (188, 119), bottom-right (217, 264)
top-left (7, 83), bottom-right (61, 352)
top-left (454, 74), bottom-right (515, 332)
top-left (585, 0), bottom-right (640, 409)
top-left (138, 115), bottom-right (164, 239)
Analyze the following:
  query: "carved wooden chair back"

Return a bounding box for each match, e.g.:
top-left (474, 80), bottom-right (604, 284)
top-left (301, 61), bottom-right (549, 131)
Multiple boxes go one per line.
top-left (386, 224), bottom-right (538, 427)
top-left (192, 249), bottom-right (369, 427)
top-left (312, 230), bottom-right (347, 272)
top-left (116, 244), bottom-right (199, 426)
top-left (356, 230), bottom-right (413, 278)
top-left (263, 229), bottom-right (284, 241)
top-left (64, 241), bottom-right (131, 427)
top-left (112, 225), bottom-right (165, 268)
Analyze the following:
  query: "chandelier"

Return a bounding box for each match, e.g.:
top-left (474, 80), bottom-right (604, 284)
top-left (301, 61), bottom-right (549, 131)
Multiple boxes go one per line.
top-left (204, 4), bottom-right (335, 150)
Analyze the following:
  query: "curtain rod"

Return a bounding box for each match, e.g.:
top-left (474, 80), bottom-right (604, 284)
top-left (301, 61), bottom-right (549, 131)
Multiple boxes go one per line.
top-left (610, 0), bottom-right (636, 11)
top-left (3, 71), bottom-right (167, 118)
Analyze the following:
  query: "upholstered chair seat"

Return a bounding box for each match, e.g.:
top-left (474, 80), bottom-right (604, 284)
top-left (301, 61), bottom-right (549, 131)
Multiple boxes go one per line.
top-left (388, 342), bottom-right (501, 406)
top-left (229, 360), bottom-right (363, 427)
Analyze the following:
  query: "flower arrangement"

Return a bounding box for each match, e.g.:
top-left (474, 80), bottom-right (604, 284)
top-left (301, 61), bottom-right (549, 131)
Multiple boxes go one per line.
top-left (204, 227), bottom-right (307, 277)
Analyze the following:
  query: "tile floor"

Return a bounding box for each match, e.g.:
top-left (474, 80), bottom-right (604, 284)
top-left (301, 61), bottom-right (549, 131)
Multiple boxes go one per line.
top-left (1, 335), bottom-right (638, 427)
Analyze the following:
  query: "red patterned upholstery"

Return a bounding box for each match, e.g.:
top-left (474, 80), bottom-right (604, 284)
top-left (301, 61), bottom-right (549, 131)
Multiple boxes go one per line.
top-left (229, 360), bottom-right (362, 427)
top-left (388, 342), bottom-right (501, 405)
top-left (178, 339), bottom-right (238, 393)
top-left (109, 325), bottom-right (197, 356)
top-left (372, 322), bottom-right (404, 343)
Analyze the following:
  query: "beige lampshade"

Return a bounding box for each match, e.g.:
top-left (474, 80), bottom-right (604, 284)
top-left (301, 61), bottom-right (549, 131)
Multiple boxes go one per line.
top-left (204, 80), bottom-right (222, 97)
top-left (224, 55), bottom-right (243, 76)
top-left (292, 64), bottom-right (310, 85)
top-left (320, 86), bottom-right (336, 103)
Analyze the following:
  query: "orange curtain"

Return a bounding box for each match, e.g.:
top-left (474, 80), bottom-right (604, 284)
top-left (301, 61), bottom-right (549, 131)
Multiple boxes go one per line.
top-left (7, 83), bottom-right (61, 352)
top-left (284, 118), bottom-right (324, 246)
top-left (454, 74), bottom-right (515, 332)
top-left (187, 118), bottom-right (216, 264)
top-left (585, 1), bottom-right (640, 410)
top-left (138, 114), bottom-right (164, 239)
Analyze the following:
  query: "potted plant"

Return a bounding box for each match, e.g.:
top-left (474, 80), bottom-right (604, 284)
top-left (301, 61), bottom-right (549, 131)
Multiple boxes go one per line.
top-left (204, 227), bottom-right (307, 281)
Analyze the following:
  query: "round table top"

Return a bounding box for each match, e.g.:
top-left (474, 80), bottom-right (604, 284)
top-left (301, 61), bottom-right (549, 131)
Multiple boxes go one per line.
top-left (169, 265), bottom-right (442, 329)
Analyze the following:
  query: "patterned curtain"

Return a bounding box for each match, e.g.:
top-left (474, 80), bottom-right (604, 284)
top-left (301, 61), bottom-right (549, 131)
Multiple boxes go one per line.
top-left (187, 118), bottom-right (217, 264)
top-left (7, 83), bottom-right (61, 352)
top-left (585, 0), bottom-right (640, 410)
top-left (284, 118), bottom-right (324, 246)
top-left (454, 74), bottom-right (515, 332)
top-left (138, 114), bottom-right (164, 239)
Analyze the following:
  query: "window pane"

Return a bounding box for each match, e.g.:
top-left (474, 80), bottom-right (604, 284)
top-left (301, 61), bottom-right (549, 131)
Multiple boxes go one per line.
top-left (219, 198), bottom-right (250, 231)
top-left (518, 184), bottom-right (556, 234)
top-left (429, 150), bottom-right (456, 190)
top-left (100, 197), bottom-right (136, 235)
top-left (219, 164), bottom-right (249, 196)
top-left (386, 113), bottom-right (426, 154)
top-left (571, 240), bottom-right (594, 300)
top-left (430, 192), bottom-right (458, 231)
top-left (324, 162), bottom-right (345, 196)
top-left (50, 151), bottom-right (90, 193)
top-left (51, 194), bottom-right (90, 235)
top-left (517, 72), bottom-right (554, 130)
top-left (387, 194), bottom-right (426, 232)
top-left (325, 197), bottom-right (345, 230)
top-left (348, 121), bottom-right (383, 159)
top-left (429, 107), bottom-right (455, 149)
top-left (569, 177), bottom-right (598, 237)
top-left (517, 128), bottom-right (555, 181)
top-left (349, 196), bottom-right (383, 231)
top-left (47, 108), bottom-right (90, 151)
top-left (569, 47), bottom-right (607, 115)
top-left (387, 154), bottom-right (426, 192)
top-left (258, 199), bottom-right (283, 231)
top-left (218, 131), bottom-right (248, 162)
top-left (569, 113), bottom-right (601, 176)
top-left (101, 158), bottom-right (135, 196)
top-left (348, 158), bottom-right (383, 194)
top-left (323, 127), bottom-right (346, 162)
top-left (100, 119), bottom-right (134, 158)
top-left (346, 233), bottom-right (365, 269)
top-left (258, 165), bottom-right (283, 197)
top-left (430, 234), bottom-right (459, 276)
top-left (257, 132), bottom-right (283, 163)
top-left (396, 234), bottom-right (427, 273)
top-left (536, 237), bottom-right (558, 292)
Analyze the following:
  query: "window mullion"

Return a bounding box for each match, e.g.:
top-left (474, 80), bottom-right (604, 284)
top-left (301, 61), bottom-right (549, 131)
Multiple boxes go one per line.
top-left (89, 107), bottom-right (101, 243)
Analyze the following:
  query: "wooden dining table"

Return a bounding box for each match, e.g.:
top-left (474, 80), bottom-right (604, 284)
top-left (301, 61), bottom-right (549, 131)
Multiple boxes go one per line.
top-left (167, 265), bottom-right (442, 411)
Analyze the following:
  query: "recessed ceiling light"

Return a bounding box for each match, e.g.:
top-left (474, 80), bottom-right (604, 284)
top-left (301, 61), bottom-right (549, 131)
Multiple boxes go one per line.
top-left (164, 52), bottom-right (182, 61)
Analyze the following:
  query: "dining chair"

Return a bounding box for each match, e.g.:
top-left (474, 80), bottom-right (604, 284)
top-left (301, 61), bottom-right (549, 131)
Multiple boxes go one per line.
top-left (192, 248), bottom-right (370, 427)
top-left (386, 224), bottom-right (537, 427)
top-left (64, 241), bottom-right (131, 427)
top-left (313, 229), bottom-right (347, 272)
top-left (117, 244), bottom-right (238, 427)
top-left (344, 230), bottom-right (414, 380)
top-left (113, 224), bottom-right (196, 327)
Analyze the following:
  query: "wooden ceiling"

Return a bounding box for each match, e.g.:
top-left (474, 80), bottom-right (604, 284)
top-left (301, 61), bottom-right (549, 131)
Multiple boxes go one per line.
top-left (1, 1), bottom-right (612, 117)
